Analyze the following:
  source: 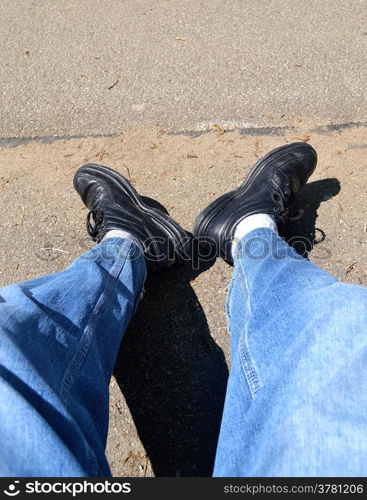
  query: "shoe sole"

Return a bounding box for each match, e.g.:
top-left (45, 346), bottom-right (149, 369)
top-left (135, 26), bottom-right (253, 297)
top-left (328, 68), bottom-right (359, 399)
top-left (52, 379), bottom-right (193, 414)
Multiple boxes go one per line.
top-left (193, 142), bottom-right (317, 240)
top-left (75, 163), bottom-right (191, 264)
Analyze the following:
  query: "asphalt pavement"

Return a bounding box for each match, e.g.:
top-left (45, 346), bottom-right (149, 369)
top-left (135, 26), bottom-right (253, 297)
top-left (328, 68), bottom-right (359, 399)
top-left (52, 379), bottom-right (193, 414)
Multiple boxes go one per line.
top-left (0, 0), bottom-right (366, 139)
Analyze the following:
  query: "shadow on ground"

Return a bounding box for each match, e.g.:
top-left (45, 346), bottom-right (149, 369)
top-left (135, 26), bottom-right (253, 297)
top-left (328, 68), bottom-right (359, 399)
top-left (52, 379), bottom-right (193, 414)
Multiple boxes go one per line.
top-left (113, 178), bottom-right (340, 477)
top-left (284, 178), bottom-right (341, 257)
top-left (114, 198), bottom-right (228, 477)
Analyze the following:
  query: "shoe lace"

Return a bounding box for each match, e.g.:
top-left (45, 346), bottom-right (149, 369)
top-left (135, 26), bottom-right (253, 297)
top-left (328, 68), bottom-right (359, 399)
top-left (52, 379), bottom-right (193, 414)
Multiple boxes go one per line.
top-left (86, 207), bottom-right (105, 239)
top-left (271, 180), bottom-right (304, 222)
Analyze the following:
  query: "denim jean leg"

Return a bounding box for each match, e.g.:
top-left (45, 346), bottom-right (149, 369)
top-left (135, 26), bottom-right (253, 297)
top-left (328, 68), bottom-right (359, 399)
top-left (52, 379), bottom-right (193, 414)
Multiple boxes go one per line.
top-left (0, 237), bottom-right (146, 476)
top-left (214, 228), bottom-right (367, 476)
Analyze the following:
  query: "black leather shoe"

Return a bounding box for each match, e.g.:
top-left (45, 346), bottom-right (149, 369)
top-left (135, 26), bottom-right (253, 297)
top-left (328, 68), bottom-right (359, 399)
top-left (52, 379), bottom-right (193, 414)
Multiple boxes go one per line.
top-left (74, 164), bottom-right (190, 271)
top-left (193, 142), bottom-right (317, 264)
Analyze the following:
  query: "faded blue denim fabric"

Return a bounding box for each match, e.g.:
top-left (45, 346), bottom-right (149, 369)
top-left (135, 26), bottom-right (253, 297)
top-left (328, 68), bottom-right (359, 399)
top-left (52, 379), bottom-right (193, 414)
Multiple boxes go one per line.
top-left (214, 228), bottom-right (367, 477)
top-left (0, 238), bottom-right (146, 477)
top-left (1, 228), bottom-right (366, 477)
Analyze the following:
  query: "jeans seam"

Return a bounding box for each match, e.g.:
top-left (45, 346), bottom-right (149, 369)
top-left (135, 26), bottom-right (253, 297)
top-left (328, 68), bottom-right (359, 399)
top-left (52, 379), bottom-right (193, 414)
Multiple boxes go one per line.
top-left (225, 277), bottom-right (235, 329)
top-left (237, 259), bottom-right (262, 399)
top-left (59, 243), bottom-right (134, 405)
top-left (239, 333), bottom-right (261, 398)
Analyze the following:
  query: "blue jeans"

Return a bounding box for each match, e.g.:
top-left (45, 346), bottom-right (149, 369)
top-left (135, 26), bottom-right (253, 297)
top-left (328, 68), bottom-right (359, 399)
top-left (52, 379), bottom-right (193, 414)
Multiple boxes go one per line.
top-left (214, 228), bottom-right (367, 477)
top-left (0, 239), bottom-right (146, 476)
top-left (0, 230), bottom-right (366, 476)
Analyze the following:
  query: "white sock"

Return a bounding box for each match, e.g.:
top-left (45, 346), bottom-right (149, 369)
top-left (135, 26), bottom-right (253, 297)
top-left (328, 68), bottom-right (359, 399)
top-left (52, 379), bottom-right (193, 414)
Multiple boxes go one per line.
top-left (232, 213), bottom-right (278, 258)
top-left (102, 229), bottom-right (142, 248)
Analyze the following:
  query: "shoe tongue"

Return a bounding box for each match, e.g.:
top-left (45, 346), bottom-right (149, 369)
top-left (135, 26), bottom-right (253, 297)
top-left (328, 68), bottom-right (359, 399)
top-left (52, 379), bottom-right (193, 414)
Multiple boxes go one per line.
top-left (272, 169), bottom-right (296, 195)
top-left (86, 182), bottom-right (109, 209)
top-left (292, 177), bottom-right (301, 192)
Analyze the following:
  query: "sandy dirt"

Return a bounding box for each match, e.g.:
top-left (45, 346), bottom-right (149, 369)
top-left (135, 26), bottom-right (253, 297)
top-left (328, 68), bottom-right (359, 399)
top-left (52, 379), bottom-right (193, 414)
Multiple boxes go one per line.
top-left (0, 124), bottom-right (366, 476)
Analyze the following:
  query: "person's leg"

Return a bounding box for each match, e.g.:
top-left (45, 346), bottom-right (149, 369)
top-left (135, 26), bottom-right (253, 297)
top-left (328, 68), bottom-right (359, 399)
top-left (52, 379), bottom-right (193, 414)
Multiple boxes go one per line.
top-left (194, 142), bottom-right (367, 475)
top-left (0, 237), bottom-right (146, 476)
top-left (214, 228), bottom-right (367, 476)
top-left (0, 163), bottom-right (190, 477)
